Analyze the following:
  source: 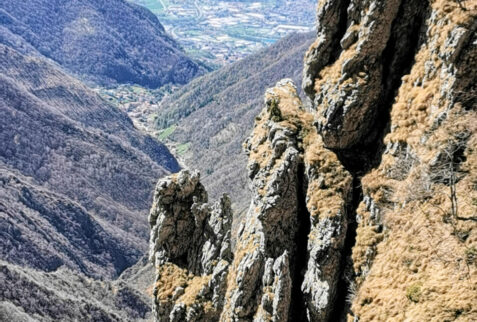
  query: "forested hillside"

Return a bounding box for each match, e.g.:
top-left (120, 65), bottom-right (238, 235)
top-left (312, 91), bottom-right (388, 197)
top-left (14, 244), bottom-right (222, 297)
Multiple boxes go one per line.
top-left (1, 0), bottom-right (202, 87)
top-left (0, 43), bottom-right (179, 280)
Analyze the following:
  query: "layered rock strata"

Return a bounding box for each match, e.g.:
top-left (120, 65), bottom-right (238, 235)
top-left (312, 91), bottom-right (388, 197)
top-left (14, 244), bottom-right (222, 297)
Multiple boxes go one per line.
top-left (149, 0), bottom-right (476, 321)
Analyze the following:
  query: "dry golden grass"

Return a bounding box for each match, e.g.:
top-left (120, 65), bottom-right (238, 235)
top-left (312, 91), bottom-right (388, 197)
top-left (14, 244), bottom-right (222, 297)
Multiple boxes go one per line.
top-left (351, 196), bottom-right (477, 321)
top-left (352, 204), bottom-right (385, 277)
top-left (177, 275), bottom-right (212, 306)
top-left (155, 263), bottom-right (189, 303)
top-left (253, 82), bottom-right (353, 219)
top-left (353, 117), bottom-right (477, 320)
top-left (304, 127), bottom-right (352, 219)
top-left (246, 83), bottom-right (303, 170)
top-left (155, 262), bottom-right (212, 310)
top-left (350, 2), bottom-right (477, 320)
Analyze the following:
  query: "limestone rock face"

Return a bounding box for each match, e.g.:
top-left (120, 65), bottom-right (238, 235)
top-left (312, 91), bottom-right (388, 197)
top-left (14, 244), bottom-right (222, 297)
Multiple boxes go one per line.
top-left (222, 81), bottom-right (305, 321)
top-left (149, 81), bottom-right (353, 321)
top-left (305, 0), bottom-right (432, 151)
top-left (149, 170), bottom-right (233, 321)
top-left (149, 0), bottom-right (476, 321)
top-left (302, 0), bottom-right (477, 320)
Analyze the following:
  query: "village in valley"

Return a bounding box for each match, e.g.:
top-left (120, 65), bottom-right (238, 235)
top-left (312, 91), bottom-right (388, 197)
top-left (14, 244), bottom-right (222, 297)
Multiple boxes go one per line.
top-left (130, 0), bottom-right (316, 66)
top-left (99, 1), bottom-right (316, 157)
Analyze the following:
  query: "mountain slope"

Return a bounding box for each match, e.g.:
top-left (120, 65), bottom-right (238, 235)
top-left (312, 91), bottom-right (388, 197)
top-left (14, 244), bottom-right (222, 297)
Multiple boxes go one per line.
top-left (1, 165), bottom-right (137, 279)
top-left (0, 43), bottom-right (179, 280)
top-left (155, 32), bottom-right (315, 212)
top-left (0, 260), bottom-right (152, 322)
top-left (0, 0), bottom-right (201, 87)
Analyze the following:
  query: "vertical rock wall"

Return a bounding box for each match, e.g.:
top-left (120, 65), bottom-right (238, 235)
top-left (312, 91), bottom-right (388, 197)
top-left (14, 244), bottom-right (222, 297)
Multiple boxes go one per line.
top-left (302, 0), bottom-right (476, 320)
top-left (148, 0), bottom-right (476, 321)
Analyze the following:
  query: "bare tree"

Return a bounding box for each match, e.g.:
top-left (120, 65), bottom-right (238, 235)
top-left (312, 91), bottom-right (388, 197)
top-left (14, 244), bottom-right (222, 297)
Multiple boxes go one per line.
top-left (430, 132), bottom-right (476, 222)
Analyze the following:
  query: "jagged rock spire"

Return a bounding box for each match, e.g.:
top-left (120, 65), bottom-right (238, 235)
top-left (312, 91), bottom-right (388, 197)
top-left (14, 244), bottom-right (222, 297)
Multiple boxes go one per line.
top-left (149, 170), bottom-right (233, 321)
top-left (149, 81), bottom-right (352, 321)
top-left (149, 0), bottom-right (477, 320)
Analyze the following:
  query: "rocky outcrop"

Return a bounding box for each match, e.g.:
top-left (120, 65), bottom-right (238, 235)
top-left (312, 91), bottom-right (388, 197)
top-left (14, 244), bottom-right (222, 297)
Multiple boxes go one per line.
top-left (152, 32), bottom-right (315, 214)
top-left (149, 81), bottom-right (353, 321)
top-left (305, 0), bottom-right (430, 156)
top-left (220, 81), bottom-right (305, 321)
top-left (302, 0), bottom-right (477, 320)
top-left (149, 0), bottom-right (476, 321)
top-left (149, 170), bottom-right (233, 321)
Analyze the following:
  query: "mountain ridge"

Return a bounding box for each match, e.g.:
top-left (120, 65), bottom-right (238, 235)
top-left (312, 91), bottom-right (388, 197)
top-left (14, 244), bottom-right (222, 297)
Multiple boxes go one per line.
top-left (1, 0), bottom-right (201, 88)
top-left (0, 42), bottom-right (180, 282)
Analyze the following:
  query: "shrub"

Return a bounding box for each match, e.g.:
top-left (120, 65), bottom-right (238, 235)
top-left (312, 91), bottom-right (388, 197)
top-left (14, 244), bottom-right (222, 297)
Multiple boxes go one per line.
top-left (406, 283), bottom-right (422, 303)
top-left (465, 247), bottom-right (476, 265)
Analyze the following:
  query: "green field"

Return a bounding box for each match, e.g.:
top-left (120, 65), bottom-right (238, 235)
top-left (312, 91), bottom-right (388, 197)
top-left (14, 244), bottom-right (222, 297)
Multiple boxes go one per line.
top-left (131, 0), bottom-right (165, 13)
top-left (157, 125), bottom-right (177, 141)
top-left (128, 0), bottom-right (315, 65)
top-left (176, 142), bottom-right (191, 155)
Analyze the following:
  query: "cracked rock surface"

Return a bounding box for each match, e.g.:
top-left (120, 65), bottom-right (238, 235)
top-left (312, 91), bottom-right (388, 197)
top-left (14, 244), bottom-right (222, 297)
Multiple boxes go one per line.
top-left (149, 0), bottom-right (476, 321)
top-left (149, 170), bottom-right (233, 321)
top-left (149, 81), bottom-right (352, 321)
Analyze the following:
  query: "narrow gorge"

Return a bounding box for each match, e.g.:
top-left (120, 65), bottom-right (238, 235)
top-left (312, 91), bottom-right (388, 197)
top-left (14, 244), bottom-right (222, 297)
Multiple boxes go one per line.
top-left (148, 0), bottom-right (476, 321)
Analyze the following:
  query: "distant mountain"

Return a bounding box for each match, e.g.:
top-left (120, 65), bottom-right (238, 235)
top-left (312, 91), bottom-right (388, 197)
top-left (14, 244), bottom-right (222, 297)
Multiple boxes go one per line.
top-left (0, 0), bottom-right (201, 87)
top-left (154, 32), bottom-right (314, 212)
top-left (0, 260), bottom-right (152, 321)
top-left (0, 43), bottom-right (179, 280)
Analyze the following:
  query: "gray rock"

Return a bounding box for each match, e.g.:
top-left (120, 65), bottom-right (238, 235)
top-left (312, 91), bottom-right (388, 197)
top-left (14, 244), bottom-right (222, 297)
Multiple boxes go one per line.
top-left (149, 81), bottom-right (352, 321)
top-left (149, 170), bottom-right (233, 321)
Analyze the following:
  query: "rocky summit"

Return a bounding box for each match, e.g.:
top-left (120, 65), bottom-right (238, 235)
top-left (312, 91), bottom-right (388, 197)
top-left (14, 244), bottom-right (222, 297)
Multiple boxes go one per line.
top-left (149, 0), bottom-right (476, 321)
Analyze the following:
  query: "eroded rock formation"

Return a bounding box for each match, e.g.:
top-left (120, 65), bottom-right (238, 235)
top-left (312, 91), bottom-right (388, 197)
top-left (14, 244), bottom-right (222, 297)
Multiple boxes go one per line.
top-left (149, 170), bottom-right (233, 321)
top-left (149, 0), bottom-right (476, 321)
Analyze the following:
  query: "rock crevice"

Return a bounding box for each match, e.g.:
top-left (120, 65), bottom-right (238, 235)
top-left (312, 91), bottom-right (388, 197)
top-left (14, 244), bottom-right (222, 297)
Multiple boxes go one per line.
top-left (149, 80), bottom-right (353, 321)
top-left (149, 0), bottom-right (477, 320)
